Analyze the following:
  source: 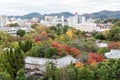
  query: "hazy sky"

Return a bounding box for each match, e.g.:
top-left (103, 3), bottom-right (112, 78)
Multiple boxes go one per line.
top-left (0, 0), bottom-right (120, 15)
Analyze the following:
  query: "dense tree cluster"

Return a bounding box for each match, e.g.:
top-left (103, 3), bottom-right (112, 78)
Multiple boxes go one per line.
top-left (39, 58), bottom-right (120, 80)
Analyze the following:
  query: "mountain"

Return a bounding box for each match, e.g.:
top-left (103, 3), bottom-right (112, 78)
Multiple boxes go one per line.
top-left (82, 10), bottom-right (120, 19)
top-left (22, 12), bottom-right (42, 19)
top-left (44, 12), bottom-right (74, 18)
top-left (8, 12), bottom-right (74, 19)
top-left (8, 12), bottom-right (42, 19)
top-left (8, 10), bottom-right (120, 19)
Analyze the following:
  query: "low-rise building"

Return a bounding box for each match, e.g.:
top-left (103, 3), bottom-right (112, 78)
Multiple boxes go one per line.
top-left (105, 49), bottom-right (120, 58)
top-left (75, 22), bottom-right (97, 32)
top-left (0, 27), bottom-right (32, 36)
top-left (25, 55), bottom-right (78, 75)
top-left (96, 43), bottom-right (108, 47)
top-left (96, 22), bottom-right (112, 32)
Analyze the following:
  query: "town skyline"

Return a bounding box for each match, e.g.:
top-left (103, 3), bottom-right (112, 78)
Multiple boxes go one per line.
top-left (0, 0), bottom-right (120, 15)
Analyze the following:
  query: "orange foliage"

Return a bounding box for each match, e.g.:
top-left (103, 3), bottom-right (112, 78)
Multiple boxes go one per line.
top-left (32, 31), bottom-right (49, 43)
top-left (51, 42), bottom-right (81, 57)
top-left (108, 41), bottom-right (120, 49)
top-left (87, 53), bottom-right (104, 64)
top-left (75, 62), bottom-right (84, 68)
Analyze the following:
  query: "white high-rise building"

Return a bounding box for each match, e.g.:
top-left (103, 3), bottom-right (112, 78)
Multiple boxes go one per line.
top-left (61, 16), bottom-right (64, 26)
top-left (73, 13), bottom-right (79, 27)
top-left (67, 17), bottom-right (73, 27)
top-left (81, 16), bottom-right (86, 23)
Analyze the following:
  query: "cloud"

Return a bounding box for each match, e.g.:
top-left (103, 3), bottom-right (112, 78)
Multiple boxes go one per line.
top-left (0, 0), bottom-right (120, 15)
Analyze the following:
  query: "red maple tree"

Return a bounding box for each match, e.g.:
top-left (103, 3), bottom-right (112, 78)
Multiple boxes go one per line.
top-left (51, 41), bottom-right (81, 57)
top-left (87, 53), bottom-right (104, 64)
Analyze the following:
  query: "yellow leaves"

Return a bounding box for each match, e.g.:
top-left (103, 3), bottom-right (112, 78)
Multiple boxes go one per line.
top-left (31, 29), bottom-right (36, 33)
top-left (66, 29), bottom-right (73, 39)
top-left (103, 30), bottom-right (109, 39)
top-left (54, 35), bottom-right (66, 42)
top-left (59, 35), bottom-right (65, 41)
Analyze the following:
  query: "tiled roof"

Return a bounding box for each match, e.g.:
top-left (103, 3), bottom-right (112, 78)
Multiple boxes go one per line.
top-left (25, 55), bottom-right (77, 68)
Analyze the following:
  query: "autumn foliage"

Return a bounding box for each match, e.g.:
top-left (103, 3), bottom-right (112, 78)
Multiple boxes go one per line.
top-left (87, 53), bottom-right (104, 64)
top-left (51, 42), bottom-right (81, 57)
top-left (75, 62), bottom-right (84, 68)
top-left (108, 41), bottom-right (120, 49)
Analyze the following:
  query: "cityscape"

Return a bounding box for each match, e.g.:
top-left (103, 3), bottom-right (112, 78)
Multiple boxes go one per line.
top-left (0, 12), bottom-right (112, 36)
top-left (0, 0), bottom-right (120, 80)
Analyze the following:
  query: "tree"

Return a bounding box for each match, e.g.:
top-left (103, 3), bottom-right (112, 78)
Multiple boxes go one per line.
top-left (19, 40), bottom-right (32, 53)
top-left (56, 24), bottom-right (62, 35)
top-left (17, 29), bottom-right (25, 37)
top-left (45, 47), bottom-right (57, 58)
top-left (4, 48), bottom-right (25, 80)
top-left (75, 29), bottom-right (82, 36)
top-left (77, 66), bottom-right (94, 80)
top-left (94, 33), bottom-right (105, 40)
top-left (113, 21), bottom-right (120, 27)
top-left (44, 62), bottom-right (57, 79)
top-left (31, 23), bottom-right (39, 28)
top-left (66, 69), bottom-right (77, 80)
top-left (63, 25), bottom-right (69, 34)
top-left (108, 26), bottom-right (120, 41)
top-left (51, 41), bottom-right (81, 57)
top-left (95, 65), bottom-right (110, 80)
top-left (98, 47), bottom-right (110, 55)
top-left (8, 23), bottom-right (19, 27)
top-left (56, 23), bottom-right (62, 28)
top-left (16, 69), bottom-right (27, 80)
top-left (103, 30), bottom-right (109, 39)
top-left (68, 38), bottom-right (98, 52)
top-left (108, 42), bottom-right (120, 49)
top-left (66, 29), bottom-right (73, 39)
top-left (87, 53), bottom-right (104, 64)
top-left (0, 71), bottom-right (12, 80)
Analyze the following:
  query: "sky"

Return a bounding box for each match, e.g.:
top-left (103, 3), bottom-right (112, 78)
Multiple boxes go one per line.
top-left (0, 0), bottom-right (120, 15)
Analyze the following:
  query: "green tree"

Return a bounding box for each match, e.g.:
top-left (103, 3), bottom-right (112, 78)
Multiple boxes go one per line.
top-left (5, 48), bottom-right (25, 80)
top-left (98, 47), bottom-right (110, 55)
top-left (77, 66), bottom-right (94, 80)
top-left (0, 71), bottom-right (12, 80)
top-left (108, 26), bottom-right (120, 41)
top-left (28, 45), bottom-right (39, 57)
top-left (45, 47), bottom-right (57, 58)
top-left (44, 62), bottom-right (57, 80)
top-left (63, 25), bottom-right (69, 34)
top-left (9, 23), bottom-right (19, 27)
top-left (113, 21), bottom-right (120, 27)
top-left (94, 33), bottom-right (105, 40)
top-left (95, 65), bottom-right (110, 80)
top-left (16, 69), bottom-right (27, 80)
top-left (56, 23), bottom-right (62, 35)
top-left (75, 29), bottom-right (82, 36)
top-left (17, 29), bottom-right (25, 37)
top-left (19, 40), bottom-right (32, 53)
top-left (66, 69), bottom-right (77, 80)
